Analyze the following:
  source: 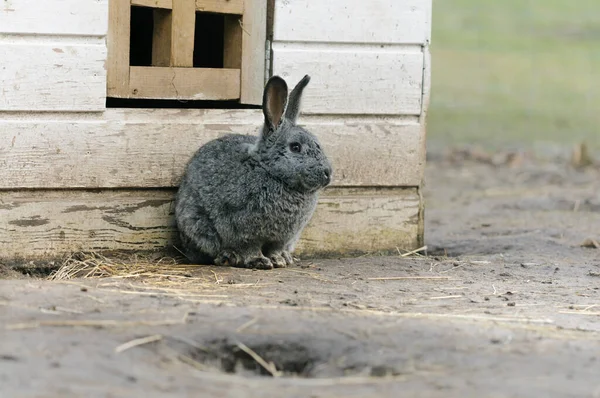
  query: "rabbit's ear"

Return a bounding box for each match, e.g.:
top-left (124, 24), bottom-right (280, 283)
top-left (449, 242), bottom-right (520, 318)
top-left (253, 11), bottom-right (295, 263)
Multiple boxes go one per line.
top-left (262, 76), bottom-right (288, 132)
top-left (285, 75), bottom-right (310, 124)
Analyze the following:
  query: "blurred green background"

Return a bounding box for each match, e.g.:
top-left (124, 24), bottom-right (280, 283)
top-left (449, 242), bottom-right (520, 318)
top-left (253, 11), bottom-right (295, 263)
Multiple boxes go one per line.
top-left (428, 0), bottom-right (600, 155)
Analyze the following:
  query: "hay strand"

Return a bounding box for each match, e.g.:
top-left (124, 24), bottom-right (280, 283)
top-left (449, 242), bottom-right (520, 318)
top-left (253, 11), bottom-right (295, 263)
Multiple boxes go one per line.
top-left (115, 334), bottom-right (163, 353)
top-left (236, 341), bottom-right (281, 377)
top-left (368, 276), bottom-right (450, 281)
top-left (399, 245), bottom-right (428, 257)
top-left (6, 318), bottom-right (184, 330)
top-left (429, 295), bottom-right (463, 300)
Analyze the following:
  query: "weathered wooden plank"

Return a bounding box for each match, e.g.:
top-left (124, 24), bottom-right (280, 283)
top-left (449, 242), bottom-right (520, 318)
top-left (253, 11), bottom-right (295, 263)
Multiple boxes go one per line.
top-left (0, 0), bottom-right (108, 36)
top-left (171, 0), bottom-right (196, 67)
top-left (420, 46), bottom-right (432, 130)
top-left (132, 0), bottom-right (172, 9)
top-left (271, 43), bottom-right (424, 115)
top-left (135, 0), bottom-right (244, 14)
top-left (223, 15), bottom-right (243, 69)
top-left (0, 188), bottom-right (420, 260)
top-left (152, 9), bottom-right (172, 67)
top-left (107, 0), bottom-right (131, 97)
top-left (0, 43), bottom-right (106, 112)
top-left (297, 188), bottom-right (420, 256)
top-left (128, 67), bottom-right (240, 99)
top-left (196, 0), bottom-right (244, 15)
top-left (424, 0), bottom-right (433, 43)
top-left (272, 0), bottom-right (429, 44)
top-left (0, 109), bottom-right (423, 189)
top-left (240, 0), bottom-right (267, 105)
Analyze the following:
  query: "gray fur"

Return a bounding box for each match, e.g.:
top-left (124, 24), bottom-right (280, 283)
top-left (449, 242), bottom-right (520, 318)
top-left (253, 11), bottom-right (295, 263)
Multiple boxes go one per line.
top-left (175, 75), bottom-right (332, 270)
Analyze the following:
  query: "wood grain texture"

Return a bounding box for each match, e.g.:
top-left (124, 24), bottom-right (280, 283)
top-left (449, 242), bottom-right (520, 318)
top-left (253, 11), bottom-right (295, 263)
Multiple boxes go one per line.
top-left (223, 15), bottom-right (243, 69)
top-left (424, 0), bottom-right (433, 43)
top-left (0, 43), bottom-right (107, 111)
top-left (128, 67), bottom-right (240, 99)
top-left (0, 0), bottom-right (108, 36)
top-left (272, 42), bottom-right (424, 115)
top-left (0, 188), bottom-right (420, 259)
top-left (0, 109), bottom-right (423, 189)
top-left (416, 46), bottom-right (431, 187)
top-left (420, 46), bottom-right (432, 132)
top-left (272, 0), bottom-right (429, 44)
top-left (152, 9), bottom-right (172, 66)
top-left (196, 0), bottom-right (244, 14)
top-left (240, 0), bottom-right (267, 104)
top-left (107, 0), bottom-right (131, 97)
top-left (171, 0), bottom-right (196, 67)
top-left (296, 188), bottom-right (420, 256)
top-left (132, 0), bottom-right (172, 9)
top-left (131, 0), bottom-right (244, 13)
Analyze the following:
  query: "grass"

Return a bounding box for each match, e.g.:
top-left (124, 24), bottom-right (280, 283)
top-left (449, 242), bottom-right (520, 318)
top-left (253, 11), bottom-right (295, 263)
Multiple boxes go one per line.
top-left (428, 0), bottom-right (600, 154)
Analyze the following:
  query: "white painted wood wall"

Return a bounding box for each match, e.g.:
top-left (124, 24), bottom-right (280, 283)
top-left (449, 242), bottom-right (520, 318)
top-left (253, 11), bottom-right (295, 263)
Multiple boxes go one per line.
top-left (0, 0), bottom-right (431, 259)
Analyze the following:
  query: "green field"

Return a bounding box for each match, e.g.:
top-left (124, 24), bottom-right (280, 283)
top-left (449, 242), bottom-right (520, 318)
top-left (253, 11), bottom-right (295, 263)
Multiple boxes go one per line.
top-left (428, 0), bottom-right (600, 153)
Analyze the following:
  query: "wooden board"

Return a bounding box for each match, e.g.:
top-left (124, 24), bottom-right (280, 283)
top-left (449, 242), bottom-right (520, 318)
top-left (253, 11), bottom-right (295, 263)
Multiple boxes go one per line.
top-left (171, 0), bottom-right (196, 67)
top-left (271, 42), bottom-right (424, 115)
top-left (0, 43), bottom-right (107, 112)
top-left (424, 0), bottom-right (433, 44)
top-left (152, 9), bottom-right (172, 67)
top-left (107, 0), bottom-right (131, 97)
top-left (0, 188), bottom-right (420, 260)
top-left (0, 0), bottom-right (108, 36)
top-left (240, 0), bottom-right (267, 104)
top-left (0, 109), bottom-right (423, 189)
top-left (296, 188), bottom-right (421, 256)
top-left (131, 0), bottom-right (244, 14)
top-left (196, 0), bottom-right (244, 15)
top-left (128, 67), bottom-right (240, 99)
top-left (272, 0), bottom-right (430, 44)
top-left (223, 15), bottom-right (243, 69)
top-left (131, 0), bottom-right (172, 9)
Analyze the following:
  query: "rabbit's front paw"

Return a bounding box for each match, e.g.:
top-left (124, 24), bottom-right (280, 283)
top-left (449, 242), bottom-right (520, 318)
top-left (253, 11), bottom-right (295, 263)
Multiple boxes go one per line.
top-left (281, 251), bottom-right (295, 266)
top-left (246, 256), bottom-right (274, 270)
top-left (269, 253), bottom-right (287, 268)
top-left (214, 250), bottom-right (243, 267)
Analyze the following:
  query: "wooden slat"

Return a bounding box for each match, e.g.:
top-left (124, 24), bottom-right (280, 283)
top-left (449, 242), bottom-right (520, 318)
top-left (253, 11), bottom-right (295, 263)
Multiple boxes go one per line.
top-left (196, 0), bottom-right (244, 15)
top-left (128, 67), bottom-right (240, 99)
top-left (420, 46), bottom-right (432, 127)
top-left (0, 0), bottom-right (108, 36)
top-left (133, 0), bottom-right (245, 15)
top-left (297, 188), bottom-right (421, 256)
top-left (107, 0), bottom-right (131, 98)
top-left (240, 0), bottom-right (267, 105)
top-left (223, 15), bottom-right (243, 69)
top-left (425, 0), bottom-right (433, 44)
top-left (152, 9), bottom-right (172, 67)
top-left (0, 188), bottom-right (420, 260)
top-left (171, 0), bottom-right (196, 67)
top-left (0, 109), bottom-right (423, 189)
top-left (131, 0), bottom-right (172, 9)
top-left (273, 0), bottom-right (429, 44)
top-left (0, 43), bottom-right (106, 112)
top-left (271, 43), bottom-right (424, 115)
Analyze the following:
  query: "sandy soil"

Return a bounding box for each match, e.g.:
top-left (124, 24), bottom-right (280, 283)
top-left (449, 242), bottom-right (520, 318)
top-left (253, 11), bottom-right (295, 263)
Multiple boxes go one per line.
top-left (2, 152), bottom-right (600, 397)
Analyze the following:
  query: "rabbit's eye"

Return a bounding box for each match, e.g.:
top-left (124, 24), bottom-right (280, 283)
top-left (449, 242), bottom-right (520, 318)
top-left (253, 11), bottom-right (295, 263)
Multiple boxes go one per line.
top-left (289, 142), bottom-right (302, 153)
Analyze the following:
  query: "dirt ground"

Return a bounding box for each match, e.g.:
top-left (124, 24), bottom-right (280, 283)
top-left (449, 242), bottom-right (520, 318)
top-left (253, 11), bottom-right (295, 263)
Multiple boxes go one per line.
top-left (2, 151), bottom-right (600, 397)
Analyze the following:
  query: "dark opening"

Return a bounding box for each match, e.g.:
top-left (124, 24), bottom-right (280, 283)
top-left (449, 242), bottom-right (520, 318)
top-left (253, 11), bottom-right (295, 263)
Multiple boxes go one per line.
top-left (106, 97), bottom-right (260, 109)
top-left (193, 12), bottom-right (225, 68)
top-left (130, 6), bottom-right (154, 67)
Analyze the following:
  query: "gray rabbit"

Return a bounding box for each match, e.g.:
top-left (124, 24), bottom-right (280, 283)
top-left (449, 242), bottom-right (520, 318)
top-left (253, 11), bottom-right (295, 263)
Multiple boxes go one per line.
top-left (175, 75), bottom-right (332, 270)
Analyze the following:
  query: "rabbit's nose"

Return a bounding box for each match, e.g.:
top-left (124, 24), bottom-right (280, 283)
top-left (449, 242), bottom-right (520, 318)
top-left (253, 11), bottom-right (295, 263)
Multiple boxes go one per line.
top-left (322, 168), bottom-right (332, 185)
